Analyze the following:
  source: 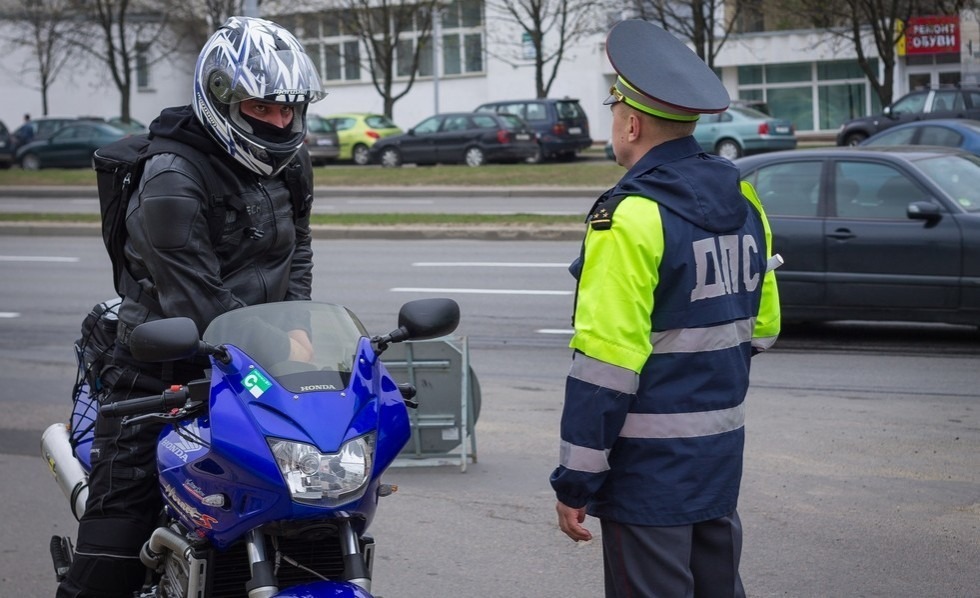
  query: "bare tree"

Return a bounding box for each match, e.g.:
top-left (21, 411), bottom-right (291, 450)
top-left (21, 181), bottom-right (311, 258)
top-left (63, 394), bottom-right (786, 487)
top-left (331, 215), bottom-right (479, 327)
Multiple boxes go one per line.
top-left (331, 0), bottom-right (442, 118)
top-left (0, 0), bottom-right (79, 115)
top-left (64, 0), bottom-right (187, 123)
top-left (629, 0), bottom-right (741, 69)
top-left (793, 0), bottom-right (978, 107)
top-left (486, 0), bottom-right (600, 98)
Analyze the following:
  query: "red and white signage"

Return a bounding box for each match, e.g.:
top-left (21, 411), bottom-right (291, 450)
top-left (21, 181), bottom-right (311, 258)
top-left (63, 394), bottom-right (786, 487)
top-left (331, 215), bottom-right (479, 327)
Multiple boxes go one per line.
top-left (905, 16), bottom-right (959, 55)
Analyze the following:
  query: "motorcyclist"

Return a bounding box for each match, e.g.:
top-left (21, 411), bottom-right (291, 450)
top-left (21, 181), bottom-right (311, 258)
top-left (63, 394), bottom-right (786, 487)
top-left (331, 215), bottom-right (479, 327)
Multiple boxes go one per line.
top-left (57, 16), bottom-right (326, 597)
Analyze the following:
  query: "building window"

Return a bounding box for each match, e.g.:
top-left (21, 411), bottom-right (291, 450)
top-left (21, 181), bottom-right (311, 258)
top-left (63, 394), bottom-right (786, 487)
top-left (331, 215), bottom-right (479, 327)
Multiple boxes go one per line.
top-left (739, 59), bottom-right (879, 132)
top-left (136, 42), bottom-right (150, 89)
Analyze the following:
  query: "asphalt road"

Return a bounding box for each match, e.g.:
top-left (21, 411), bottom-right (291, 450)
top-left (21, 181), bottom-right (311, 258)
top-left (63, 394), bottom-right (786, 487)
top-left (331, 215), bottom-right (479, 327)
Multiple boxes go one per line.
top-left (1, 236), bottom-right (978, 597)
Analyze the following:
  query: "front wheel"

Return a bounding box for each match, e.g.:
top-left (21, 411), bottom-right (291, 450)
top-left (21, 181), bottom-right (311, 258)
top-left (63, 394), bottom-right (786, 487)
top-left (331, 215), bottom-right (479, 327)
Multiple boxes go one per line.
top-left (352, 144), bottom-right (371, 166)
top-left (715, 139), bottom-right (743, 160)
top-left (843, 132), bottom-right (867, 146)
top-left (379, 147), bottom-right (402, 168)
top-left (20, 153), bottom-right (41, 170)
top-left (464, 146), bottom-right (486, 167)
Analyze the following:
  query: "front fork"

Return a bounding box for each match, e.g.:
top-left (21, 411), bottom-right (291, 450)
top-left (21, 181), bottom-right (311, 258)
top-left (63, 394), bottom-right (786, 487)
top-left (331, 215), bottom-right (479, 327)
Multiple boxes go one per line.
top-left (244, 520), bottom-right (374, 598)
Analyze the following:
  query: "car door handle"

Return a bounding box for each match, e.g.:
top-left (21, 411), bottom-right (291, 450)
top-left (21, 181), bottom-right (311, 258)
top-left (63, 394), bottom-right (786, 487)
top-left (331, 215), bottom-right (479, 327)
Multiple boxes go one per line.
top-left (827, 228), bottom-right (855, 240)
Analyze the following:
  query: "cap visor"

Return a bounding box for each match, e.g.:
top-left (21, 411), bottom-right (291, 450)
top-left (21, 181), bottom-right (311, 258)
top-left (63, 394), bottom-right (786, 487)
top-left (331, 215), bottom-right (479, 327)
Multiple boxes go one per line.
top-left (602, 94), bottom-right (618, 106)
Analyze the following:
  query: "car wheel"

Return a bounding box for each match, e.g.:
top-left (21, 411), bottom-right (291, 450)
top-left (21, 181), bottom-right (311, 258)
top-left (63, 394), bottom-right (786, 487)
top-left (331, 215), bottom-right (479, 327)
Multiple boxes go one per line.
top-left (380, 147), bottom-right (402, 168)
top-left (715, 139), bottom-right (743, 160)
top-left (21, 153), bottom-right (41, 171)
top-left (465, 146), bottom-right (486, 167)
top-left (352, 144), bottom-right (371, 166)
top-left (843, 132), bottom-right (867, 146)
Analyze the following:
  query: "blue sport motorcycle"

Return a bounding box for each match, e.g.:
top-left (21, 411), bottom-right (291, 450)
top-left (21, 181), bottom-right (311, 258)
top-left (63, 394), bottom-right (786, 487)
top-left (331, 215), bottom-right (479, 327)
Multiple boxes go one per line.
top-left (42, 298), bottom-right (460, 597)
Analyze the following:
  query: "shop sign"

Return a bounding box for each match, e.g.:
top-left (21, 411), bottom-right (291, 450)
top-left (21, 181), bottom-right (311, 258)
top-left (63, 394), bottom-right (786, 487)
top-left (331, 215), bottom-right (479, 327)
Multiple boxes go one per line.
top-left (904, 15), bottom-right (959, 55)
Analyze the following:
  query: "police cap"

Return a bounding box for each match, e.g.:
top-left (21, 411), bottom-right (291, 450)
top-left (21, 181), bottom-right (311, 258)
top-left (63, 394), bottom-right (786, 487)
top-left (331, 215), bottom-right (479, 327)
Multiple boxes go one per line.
top-left (604, 19), bottom-right (729, 122)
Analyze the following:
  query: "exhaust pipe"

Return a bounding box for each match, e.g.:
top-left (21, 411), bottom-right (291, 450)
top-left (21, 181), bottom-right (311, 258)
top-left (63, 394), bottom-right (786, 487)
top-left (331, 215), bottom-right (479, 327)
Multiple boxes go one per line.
top-left (41, 423), bottom-right (89, 520)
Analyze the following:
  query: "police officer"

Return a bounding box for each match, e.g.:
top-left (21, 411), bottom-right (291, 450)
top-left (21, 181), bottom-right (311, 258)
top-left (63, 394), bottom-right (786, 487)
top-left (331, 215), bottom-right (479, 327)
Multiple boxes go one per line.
top-left (550, 19), bottom-right (781, 598)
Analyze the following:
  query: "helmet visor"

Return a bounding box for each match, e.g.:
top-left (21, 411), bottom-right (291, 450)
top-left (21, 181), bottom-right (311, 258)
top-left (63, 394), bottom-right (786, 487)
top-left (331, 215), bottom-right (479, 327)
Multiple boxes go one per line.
top-left (207, 49), bottom-right (326, 106)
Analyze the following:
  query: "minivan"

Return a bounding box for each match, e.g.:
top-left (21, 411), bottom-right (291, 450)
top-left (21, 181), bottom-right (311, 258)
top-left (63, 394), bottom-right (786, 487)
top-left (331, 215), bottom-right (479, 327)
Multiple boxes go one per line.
top-left (474, 98), bottom-right (592, 162)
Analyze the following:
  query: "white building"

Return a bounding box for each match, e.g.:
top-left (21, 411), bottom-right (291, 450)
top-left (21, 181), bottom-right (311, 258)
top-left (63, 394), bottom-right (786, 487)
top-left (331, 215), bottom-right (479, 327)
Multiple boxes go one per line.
top-left (2, 3), bottom-right (978, 143)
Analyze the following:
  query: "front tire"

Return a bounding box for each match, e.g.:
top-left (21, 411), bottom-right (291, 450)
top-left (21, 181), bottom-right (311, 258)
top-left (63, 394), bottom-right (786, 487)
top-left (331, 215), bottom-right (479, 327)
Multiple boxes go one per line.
top-left (380, 147), bottom-right (402, 168)
top-left (715, 139), bottom-right (743, 160)
top-left (464, 146), bottom-right (486, 167)
top-left (20, 153), bottom-right (41, 170)
top-left (352, 144), bottom-right (371, 166)
top-left (843, 132), bottom-right (868, 146)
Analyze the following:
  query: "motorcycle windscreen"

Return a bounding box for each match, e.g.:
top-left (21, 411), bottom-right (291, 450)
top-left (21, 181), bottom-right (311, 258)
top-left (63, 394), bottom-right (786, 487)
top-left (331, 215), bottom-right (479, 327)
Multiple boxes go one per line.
top-left (203, 302), bottom-right (368, 394)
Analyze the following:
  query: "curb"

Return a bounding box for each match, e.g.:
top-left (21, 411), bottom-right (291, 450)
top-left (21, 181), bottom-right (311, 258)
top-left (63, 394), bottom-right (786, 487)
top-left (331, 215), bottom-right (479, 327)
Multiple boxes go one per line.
top-left (0, 222), bottom-right (585, 242)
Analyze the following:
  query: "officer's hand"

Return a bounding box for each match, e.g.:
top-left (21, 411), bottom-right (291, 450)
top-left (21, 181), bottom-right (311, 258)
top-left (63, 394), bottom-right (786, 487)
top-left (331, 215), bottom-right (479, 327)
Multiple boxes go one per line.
top-left (287, 329), bottom-right (315, 362)
top-left (556, 500), bottom-right (592, 542)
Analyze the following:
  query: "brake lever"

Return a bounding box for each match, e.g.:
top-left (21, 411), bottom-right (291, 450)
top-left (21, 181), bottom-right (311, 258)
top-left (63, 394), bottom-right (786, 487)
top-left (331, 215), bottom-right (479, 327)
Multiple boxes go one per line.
top-left (121, 402), bottom-right (206, 427)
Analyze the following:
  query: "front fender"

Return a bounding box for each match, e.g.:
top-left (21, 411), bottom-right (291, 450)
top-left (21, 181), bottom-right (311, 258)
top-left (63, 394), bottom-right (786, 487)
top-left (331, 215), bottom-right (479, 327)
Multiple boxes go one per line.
top-left (273, 580), bottom-right (373, 598)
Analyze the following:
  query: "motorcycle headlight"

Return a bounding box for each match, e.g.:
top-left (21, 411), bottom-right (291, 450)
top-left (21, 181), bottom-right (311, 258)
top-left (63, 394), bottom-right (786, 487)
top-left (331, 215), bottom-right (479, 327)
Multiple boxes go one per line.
top-left (268, 433), bottom-right (375, 507)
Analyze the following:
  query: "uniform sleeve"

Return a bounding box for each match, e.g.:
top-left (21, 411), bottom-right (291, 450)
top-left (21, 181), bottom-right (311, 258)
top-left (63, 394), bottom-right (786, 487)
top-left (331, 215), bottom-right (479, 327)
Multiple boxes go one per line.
top-left (550, 197), bottom-right (664, 508)
top-left (740, 181), bottom-right (781, 351)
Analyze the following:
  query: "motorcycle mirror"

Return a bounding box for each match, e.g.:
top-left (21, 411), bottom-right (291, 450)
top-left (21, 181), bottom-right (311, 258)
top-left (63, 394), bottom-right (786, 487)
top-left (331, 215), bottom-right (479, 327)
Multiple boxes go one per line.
top-left (128, 317), bottom-right (202, 362)
top-left (395, 298), bottom-right (460, 341)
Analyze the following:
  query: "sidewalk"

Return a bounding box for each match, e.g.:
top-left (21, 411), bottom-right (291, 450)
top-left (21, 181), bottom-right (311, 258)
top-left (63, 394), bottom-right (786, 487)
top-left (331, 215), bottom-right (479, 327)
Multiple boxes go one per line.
top-left (0, 185), bottom-right (604, 199)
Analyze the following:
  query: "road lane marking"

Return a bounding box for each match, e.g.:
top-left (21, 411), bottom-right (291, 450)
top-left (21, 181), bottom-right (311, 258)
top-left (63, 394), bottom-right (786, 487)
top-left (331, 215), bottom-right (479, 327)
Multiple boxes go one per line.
top-left (0, 256), bottom-right (79, 262)
top-left (412, 262), bottom-right (568, 268)
top-left (537, 329), bottom-right (574, 335)
top-left (391, 287), bottom-right (572, 295)
top-left (0, 312), bottom-right (20, 318)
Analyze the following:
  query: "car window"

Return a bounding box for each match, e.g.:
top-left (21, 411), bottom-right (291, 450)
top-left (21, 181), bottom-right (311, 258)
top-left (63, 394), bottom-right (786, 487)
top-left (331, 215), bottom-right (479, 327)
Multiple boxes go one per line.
top-left (931, 91), bottom-right (957, 112)
top-left (699, 114), bottom-right (720, 124)
top-left (364, 115), bottom-right (396, 128)
top-left (443, 115), bottom-right (471, 131)
top-left (556, 101), bottom-right (583, 119)
top-left (474, 105), bottom-right (496, 114)
top-left (331, 118), bottom-right (355, 131)
top-left (967, 91), bottom-right (980, 108)
top-left (865, 127), bottom-right (917, 145)
top-left (473, 114), bottom-right (500, 129)
top-left (834, 162), bottom-right (924, 219)
top-left (918, 126), bottom-right (962, 147)
top-left (494, 114), bottom-right (524, 130)
top-left (413, 116), bottom-right (442, 134)
top-left (892, 92), bottom-right (928, 114)
top-left (524, 103), bottom-right (548, 122)
top-left (729, 106), bottom-right (769, 119)
top-left (53, 126), bottom-right (81, 141)
top-left (307, 117), bottom-right (330, 133)
top-left (748, 161), bottom-right (822, 217)
top-left (915, 154), bottom-right (980, 212)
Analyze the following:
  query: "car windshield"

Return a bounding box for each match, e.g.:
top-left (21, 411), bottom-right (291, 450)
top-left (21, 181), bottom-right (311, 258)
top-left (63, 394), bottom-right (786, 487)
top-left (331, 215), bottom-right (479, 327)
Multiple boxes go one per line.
top-left (203, 302), bottom-right (368, 393)
top-left (556, 101), bottom-right (584, 119)
top-left (364, 115), bottom-right (397, 128)
top-left (915, 154), bottom-right (980, 213)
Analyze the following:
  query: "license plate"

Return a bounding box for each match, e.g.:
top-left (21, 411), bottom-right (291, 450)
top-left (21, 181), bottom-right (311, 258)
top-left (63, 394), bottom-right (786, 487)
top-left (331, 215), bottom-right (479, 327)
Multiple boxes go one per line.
top-left (515, 133), bottom-right (530, 141)
top-left (569, 127), bottom-right (582, 135)
top-left (316, 139), bottom-right (334, 146)
top-left (775, 126), bottom-right (790, 134)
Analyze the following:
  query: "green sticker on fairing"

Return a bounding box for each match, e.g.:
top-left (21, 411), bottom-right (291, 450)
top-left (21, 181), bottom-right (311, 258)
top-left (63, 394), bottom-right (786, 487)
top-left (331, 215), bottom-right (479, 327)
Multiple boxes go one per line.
top-left (242, 370), bottom-right (272, 398)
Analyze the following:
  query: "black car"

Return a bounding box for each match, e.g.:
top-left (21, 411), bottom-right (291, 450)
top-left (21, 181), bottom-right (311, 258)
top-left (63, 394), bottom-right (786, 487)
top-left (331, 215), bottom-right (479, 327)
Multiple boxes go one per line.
top-left (474, 98), bottom-right (592, 162)
top-left (836, 86), bottom-right (980, 146)
top-left (735, 146), bottom-right (980, 328)
top-left (369, 112), bottom-right (538, 167)
top-left (10, 117), bottom-right (87, 152)
top-left (0, 119), bottom-right (12, 169)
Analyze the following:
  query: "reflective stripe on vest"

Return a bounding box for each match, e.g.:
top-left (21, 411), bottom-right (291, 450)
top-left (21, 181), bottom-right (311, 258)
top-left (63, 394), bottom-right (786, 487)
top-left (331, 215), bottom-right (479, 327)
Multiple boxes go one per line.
top-left (651, 318), bottom-right (754, 354)
top-left (621, 403), bottom-right (745, 439)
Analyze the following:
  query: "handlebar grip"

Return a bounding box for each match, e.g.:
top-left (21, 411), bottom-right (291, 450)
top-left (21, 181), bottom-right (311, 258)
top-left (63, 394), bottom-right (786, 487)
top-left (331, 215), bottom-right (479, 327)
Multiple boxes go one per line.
top-left (100, 387), bottom-right (189, 418)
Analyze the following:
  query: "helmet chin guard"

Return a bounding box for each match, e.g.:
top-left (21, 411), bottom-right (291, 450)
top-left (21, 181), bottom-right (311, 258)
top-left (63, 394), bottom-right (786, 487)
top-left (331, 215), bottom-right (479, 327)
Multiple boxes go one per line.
top-left (193, 16), bottom-right (326, 176)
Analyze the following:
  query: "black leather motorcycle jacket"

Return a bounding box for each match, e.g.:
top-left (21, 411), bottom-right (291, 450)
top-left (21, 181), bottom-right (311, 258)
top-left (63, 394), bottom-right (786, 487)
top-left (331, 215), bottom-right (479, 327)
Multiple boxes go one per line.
top-left (116, 106), bottom-right (314, 345)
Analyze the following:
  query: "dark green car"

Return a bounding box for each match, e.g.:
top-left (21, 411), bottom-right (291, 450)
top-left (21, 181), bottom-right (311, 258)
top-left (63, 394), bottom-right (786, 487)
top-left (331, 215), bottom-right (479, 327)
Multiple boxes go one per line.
top-left (15, 122), bottom-right (128, 170)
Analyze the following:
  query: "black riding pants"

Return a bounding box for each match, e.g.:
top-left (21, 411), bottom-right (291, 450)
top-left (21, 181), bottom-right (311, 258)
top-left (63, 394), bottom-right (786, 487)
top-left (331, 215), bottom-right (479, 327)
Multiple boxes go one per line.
top-left (56, 359), bottom-right (202, 598)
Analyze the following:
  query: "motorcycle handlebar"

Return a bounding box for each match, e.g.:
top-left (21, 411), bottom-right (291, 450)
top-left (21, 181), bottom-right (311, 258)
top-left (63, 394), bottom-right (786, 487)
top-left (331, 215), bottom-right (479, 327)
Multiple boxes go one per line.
top-left (100, 386), bottom-right (190, 418)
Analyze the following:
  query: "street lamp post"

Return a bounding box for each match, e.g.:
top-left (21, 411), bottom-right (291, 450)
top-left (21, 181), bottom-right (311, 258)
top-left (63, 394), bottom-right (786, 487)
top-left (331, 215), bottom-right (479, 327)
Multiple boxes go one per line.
top-left (432, 6), bottom-right (443, 114)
